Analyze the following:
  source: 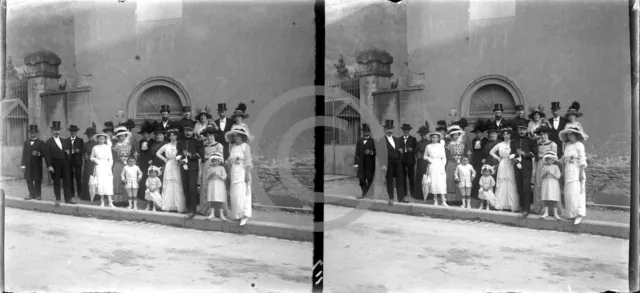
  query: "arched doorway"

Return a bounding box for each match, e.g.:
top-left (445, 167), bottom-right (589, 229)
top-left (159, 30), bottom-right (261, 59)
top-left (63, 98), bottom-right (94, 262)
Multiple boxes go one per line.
top-left (127, 76), bottom-right (191, 124)
top-left (459, 75), bottom-right (525, 128)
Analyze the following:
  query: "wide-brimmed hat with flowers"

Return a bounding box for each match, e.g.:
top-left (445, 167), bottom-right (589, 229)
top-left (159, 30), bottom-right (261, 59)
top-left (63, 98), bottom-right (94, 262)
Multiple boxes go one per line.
top-left (113, 126), bottom-right (131, 137)
top-left (230, 102), bottom-right (249, 120)
top-left (558, 125), bottom-right (588, 142)
top-left (209, 152), bottom-right (224, 163)
top-left (481, 164), bottom-right (495, 175)
top-left (564, 101), bottom-right (583, 118)
top-left (225, 124), bottom-right (252, 143)
top-left (528, 104), bottom-right (546, 120)
top-left (446, 125), bottom-right (464, 137)
top-left (542, 151), bottom-right (558, 162)
top-left (147, 165), bottom-right (162, 176)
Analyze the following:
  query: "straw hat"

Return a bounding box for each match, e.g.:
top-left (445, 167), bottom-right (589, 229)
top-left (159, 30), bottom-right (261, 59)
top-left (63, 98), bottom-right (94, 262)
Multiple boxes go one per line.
top-left (224, 124), bottom-right (252, 143)
top-left (93, 132), bottom-right (111, 141)
top-left (113, 126), bottom-right (131, 137)
top-left (446, 125), bottom-right (464, 137)
top-left (558, 125), bottom-right (588, 142)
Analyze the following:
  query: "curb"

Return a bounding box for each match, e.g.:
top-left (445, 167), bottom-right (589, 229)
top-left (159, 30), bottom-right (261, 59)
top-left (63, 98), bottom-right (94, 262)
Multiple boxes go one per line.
top-left (587, 203), bottom-right (630, 212)
top-left (253, 203), bottom-right (314, 214)
top-left (324, 194), bottom-right (629, 239)
top-left (4, 196), bottom-right (313, 242)
top-left (0, 177), bottom-right (22, 183)
top-left (323, 176), bottom-right (357, 183)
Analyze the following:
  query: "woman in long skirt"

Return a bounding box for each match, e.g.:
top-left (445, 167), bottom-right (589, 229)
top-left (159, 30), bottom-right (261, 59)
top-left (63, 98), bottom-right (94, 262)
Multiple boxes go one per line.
top-left (559, 126), bottom-right (589, 225)
top-left (424, 130), bottom-right (447, 205)
top-left (532, 126), bottom-right (562, 215)
top-left (90, 133), bottom-right (115, 206)
top-left (111, 126), bottom-right (135, 206)
top-left (156, 128), bottom-right (186, 213)
top-left (225, 124), bottom-right (253, 226)
top-left (198, 126), bottom-right (224, 216)
top-left (413, 125), bottom-right (430, 201)
top-left (490, 128), bottom-right (519, 212)
top-left (445, 124), bottom-right (467, 203)
top-left (81, 126), bottom-right (98, 201)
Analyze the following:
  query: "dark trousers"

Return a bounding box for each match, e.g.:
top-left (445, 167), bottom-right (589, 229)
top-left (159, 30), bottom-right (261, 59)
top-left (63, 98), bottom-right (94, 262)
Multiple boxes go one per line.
top-left (514, 159), bottom-right (533, 212)
top-left (401, 162), bottom-right (415, 197)
top-left (181, 168), bottom-right (199, 214)
top-left (68, 162), bottom-right (82, 197)
top-left (26, 179), bottom-right (42, 198)
top-left (51, 160), bottom-right (72, 202)
top-left (359, 170), bottom-right (375, 197)
top-left (385, 159), bottom-right (405, 201)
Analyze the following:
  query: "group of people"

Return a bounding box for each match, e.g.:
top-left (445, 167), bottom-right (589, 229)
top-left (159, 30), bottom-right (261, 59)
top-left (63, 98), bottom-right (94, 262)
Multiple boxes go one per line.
top-left (20, 103), bottom-right (255, 226)
top-left (354, 101), bottom-right (588, 225)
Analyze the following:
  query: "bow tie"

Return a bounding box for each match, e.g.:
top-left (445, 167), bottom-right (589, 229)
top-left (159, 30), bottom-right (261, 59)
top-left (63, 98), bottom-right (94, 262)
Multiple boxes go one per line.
top-left (404, 136), bottom-right (408, 139)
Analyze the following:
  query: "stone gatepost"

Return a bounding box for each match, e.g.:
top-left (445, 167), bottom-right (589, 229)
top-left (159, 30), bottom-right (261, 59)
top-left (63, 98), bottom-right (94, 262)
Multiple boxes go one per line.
top-left (24, 50), bottom-right (62, 139)
top-left (356, 48), bottom-right (395, 133)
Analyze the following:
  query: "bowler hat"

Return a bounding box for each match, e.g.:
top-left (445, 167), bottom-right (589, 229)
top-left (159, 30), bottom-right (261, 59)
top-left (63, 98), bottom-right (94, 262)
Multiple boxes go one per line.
top-left (551, 102), bottom-right (561, 110)
top-left (493, 104), bottom-right (504, 112)
top-left (50, 121), bottom-right (62, 130)
top-left (383, 120), bottom-right (394, 129)
top-left (400, 123), bottom-right (412, 130)
top-left (160, 105), bottom-right (171, 113)
top-left (28, 125), bottom-right (39, 133)
top-left (68, 125), bottom-right (80, 132)
top-left (217, 103), bottom-right (227, 112)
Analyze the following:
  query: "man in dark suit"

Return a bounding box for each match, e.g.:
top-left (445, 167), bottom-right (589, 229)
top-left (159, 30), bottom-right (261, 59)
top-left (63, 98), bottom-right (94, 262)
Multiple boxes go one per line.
top-left (353, 123), bottom-right (376, 199)
top-left (380, 120), bottom-right (405, 205)
top-left (66, 125), bottom-right (84, 199)
top-left (177, 120), bottom-right (204, 219)
top-left (488, 104), bottom-right (509, 132)
top-left (510, 121), bottom-right (538, 218)
top-left (21, 125), bottom-right (45, 200)
top-left (548, 101), bottom-right (569, 158)
top-left (510, 105), bottom-right (529, 133)
top-left (159, 104), bottom-right (176, 141)
top-left (43, 121), bottom-right (75, 206)
top-left (214, 103), bottom-right (233, 160)
top-left (397, 123), bottom-right (417, 202)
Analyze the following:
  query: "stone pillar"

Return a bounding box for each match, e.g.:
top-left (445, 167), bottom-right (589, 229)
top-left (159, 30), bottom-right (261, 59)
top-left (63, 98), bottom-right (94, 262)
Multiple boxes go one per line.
top-left (24, 50), bottom-right (62, 139)
top-left (356, 48), bottom-right (395, 131)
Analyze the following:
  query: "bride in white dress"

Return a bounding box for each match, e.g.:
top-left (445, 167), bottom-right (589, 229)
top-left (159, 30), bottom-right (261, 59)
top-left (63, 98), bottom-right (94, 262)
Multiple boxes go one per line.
top-left (156, 129), bottom-right (186, 213)
top-left (490, 128), bottom-right (519, 212)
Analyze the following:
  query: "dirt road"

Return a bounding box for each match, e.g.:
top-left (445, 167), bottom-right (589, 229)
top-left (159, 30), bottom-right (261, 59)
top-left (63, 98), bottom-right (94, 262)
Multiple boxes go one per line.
top-left (5, 208), bottom-right (311, 292)
top-left (324, 205), bottom-right (628, 292)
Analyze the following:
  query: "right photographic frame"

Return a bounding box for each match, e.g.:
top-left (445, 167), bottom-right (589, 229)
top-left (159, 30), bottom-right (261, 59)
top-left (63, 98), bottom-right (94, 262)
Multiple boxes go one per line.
top-left (323, 0), bottom-right (634, 291)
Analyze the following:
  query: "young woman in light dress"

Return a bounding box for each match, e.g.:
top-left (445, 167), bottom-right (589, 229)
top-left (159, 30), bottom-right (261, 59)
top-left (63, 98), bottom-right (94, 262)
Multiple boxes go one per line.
top-left (490, 128), bottom-right (519, 212)
top-left (225, 124), bottom-right (253, 226)
top-left (156, 128), bottom-right (186, 213)
top-left (423, 130), bottom-right (447, 206)
top-left (559, 125), bottom-right (589, 225)
top-left (90, 133), bottom-right (115, 207)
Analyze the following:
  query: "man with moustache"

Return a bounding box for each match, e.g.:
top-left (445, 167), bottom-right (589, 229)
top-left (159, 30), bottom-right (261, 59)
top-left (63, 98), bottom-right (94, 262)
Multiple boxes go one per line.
top-left (21, 125), bottom-right (45, 200)
top-left (488, 104), bottom-right (509, 138)
top-left (510, 105), bottom-right (529, 133)
top-left (65, 125), bottom-right (84, 200)
top-left (43, 121), bottom-right (76, 206)
top-left (380, 120), bottom-right (405, 205)
top-left (214, 103), bottom-right (233, 160)
top-left (354, 123), bottom-right (376, 199)
top-left (177, 120), bottom-right (203, 219)
top-left (159, 105), bottom-right (175, 141)
top-left (547, 101), bottom-right (569, 159)
top-left (176, 106), bottom-right (196, 139)
top-left (510, 121), bottom-right (538, 218)
top-left (397, 123), bottom-right (416, 202)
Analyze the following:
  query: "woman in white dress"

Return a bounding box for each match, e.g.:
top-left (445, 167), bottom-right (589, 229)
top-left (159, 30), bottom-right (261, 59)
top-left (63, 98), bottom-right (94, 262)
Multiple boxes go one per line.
top-left (225, 124), bottom-right (253, 226)
top-left (423, 130), bottom-right (447, 206)
top-left (559, 125), bottom-right (589, 225)
top-left (490, 127), bottom-right (519, 212)
top-left (156, 128), bottom-right (186, 213)
top-left (90, 133), bottom-right (115, 207)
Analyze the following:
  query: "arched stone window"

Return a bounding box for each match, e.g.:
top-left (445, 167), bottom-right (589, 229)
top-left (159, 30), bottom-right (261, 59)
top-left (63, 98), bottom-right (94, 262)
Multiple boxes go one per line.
top-left (459, 75), bottom-right (525, 123)
top-left (127, 76), bottom-right (191, 123)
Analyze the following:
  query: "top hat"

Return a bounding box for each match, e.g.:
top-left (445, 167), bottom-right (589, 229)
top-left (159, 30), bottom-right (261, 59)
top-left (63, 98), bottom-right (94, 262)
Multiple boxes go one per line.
top-left (160, 105), bottom-right (171, 113)
top-left (84, 127), bottom-right (96, 136)
top-left (564, 101), bottom-right (583, 118)
top-left (231, 103), bottom-right (249, 119)
top-left (103, 121), bottom-right (115, 132)
top-left (528, 104), bottom-right (546, 120)
top-left (182, 106), bottom-right (191, 112)
top-left (417, 126), bottom-right (428, 135)
top-left (401, 123), bottom-right (412, 130)
top-left (493, 104), bottom-right (504, 112)
top-left (361, 123), bottom-right (371, 132)
top-left (28, 125), bottom-right (39, 133)
top-left (138, 121), bottom-right (155, 134)
top-left (50, 121), bottom-right (62, 130)
top-left (383, 120), bottom-right (394, 129)
top-left (551, 102), bottom-right (561, 110)
top-left (195, 106), bottom-right (212, 120)
top-left (68, 124), bottom-right (80, 132)
top-left (515, 105), bottom-right (525, 111)
top-left (217, 103), bottom-right (227, 112)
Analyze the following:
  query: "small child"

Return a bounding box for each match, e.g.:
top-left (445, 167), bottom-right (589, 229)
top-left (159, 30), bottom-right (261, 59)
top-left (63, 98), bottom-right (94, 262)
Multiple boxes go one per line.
top-left (540, 151), bottom-right (563, 220)
top-left (454, 155), bottom-right (476, 208)
top-left (121, 156), bottom-right (143, 210)
top-left (144, 166), bottom-right (163, 212)
top-left (206, 152), bottom-right (228, 221)
top-left (478, 165), bottom-right (497, 210)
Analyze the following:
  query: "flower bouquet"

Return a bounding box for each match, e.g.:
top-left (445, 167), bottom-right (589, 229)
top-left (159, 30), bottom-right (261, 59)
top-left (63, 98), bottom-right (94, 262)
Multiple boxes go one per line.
top-left (176, 155), bottom-right (189, 170)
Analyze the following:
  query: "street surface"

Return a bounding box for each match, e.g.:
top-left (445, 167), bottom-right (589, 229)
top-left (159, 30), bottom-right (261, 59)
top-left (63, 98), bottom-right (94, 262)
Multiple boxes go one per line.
top-left (5, 208), bottom-right (311, 292)
top-left (324, 205), bottom-right (628, 292)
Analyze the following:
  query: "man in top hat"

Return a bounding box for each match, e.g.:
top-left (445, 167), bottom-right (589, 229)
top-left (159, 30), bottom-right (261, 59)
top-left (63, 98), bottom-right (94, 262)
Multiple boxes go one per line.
top-left (21, 125), bottom-right (45, 200)
top-left (380, 119), bottom-right (405, 205)
top-left (137, 121), bottom-right (156, 201)
top-left (488, 104), bottom-right (508, 130)
top-left (214, 103), bottom-right (233, 160)
top-left (398, 123), bottom-right (417, 202)
top-left (470, 120), bottom-right (488, 199)
top-left (176, 106), bottom-right (196, 139)
top-left (65, 125), bottom-right (85, 200)
top-left (43, 121), bottom-right (75, 205)
top-left (159, 105), bottom-right (176, 141)
top-left (510, 120), bottom-right (538, 217)
top-left (548, 101), bottom-right (569, 159)
top-left (176, 120), bottom-right (204, 218)
top-left (353, 123), bottom-right (376, 199)
top-left (510, 105), bottom-right (529, 133)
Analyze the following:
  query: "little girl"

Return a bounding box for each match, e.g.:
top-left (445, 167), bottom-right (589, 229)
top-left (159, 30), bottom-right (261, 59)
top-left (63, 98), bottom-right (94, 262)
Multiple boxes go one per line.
top-left (121, 156), bottom-right (143, 209)
top-left (145, 166), bottom-right (163, 212)
top-left (454, 155), bottom-right (476, 208)
top-left (206, 153), bottom-right (228, 221)
top-left (540, 151), bottom-right (563, 220)
top-left (478, 165), bottom-right (497, 210)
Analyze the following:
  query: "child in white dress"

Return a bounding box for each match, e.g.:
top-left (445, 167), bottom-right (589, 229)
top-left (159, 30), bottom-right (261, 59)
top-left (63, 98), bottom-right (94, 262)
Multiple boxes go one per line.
top-left (121, 156), bottom-right (143, 209)
top-left (206, 152), bottom-right (228, 221)
top-left (478, 165), bottom-right (497, 210)
top-left (454, 155), bottom-right (476, 208)
top-left (540, 151), bottom-right (563, 220)
top-left (145, 166), bottom-right (163, 212)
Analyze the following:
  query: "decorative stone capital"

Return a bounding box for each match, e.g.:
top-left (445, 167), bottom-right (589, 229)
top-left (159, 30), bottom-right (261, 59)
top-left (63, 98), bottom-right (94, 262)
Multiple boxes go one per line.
top-left (23, 50), bottom-right (62, 79)
top-left (356, 48), bottom-right (394, 77)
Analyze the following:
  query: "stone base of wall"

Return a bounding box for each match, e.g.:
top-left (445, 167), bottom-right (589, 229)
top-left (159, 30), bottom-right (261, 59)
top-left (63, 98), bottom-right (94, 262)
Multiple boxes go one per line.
top-left (252, 152), bottom-right (315, 208)
top-left (586, 154), bottom-right (630, 206)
